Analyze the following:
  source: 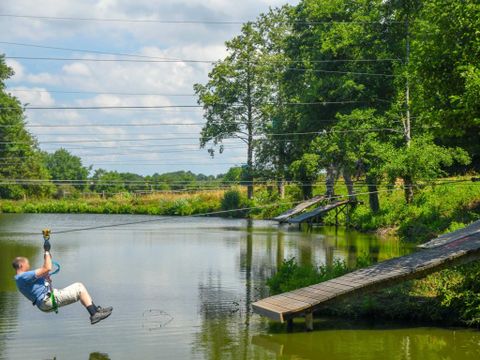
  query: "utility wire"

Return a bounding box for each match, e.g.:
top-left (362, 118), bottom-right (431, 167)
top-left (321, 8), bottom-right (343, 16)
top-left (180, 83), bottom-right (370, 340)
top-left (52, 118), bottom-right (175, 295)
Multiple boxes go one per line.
top-left (0, 41), bottom-right (183, 61)
top-left (7, 89), bottom-right (198, 97)
top-left (5, 55), bottom-right (401, 65)
top-left (0, 100), bottom-right (389, 111)
top-left (0, 13), bottom-right (405, 26)
top-left (0, 128), bottom-right (401, 145)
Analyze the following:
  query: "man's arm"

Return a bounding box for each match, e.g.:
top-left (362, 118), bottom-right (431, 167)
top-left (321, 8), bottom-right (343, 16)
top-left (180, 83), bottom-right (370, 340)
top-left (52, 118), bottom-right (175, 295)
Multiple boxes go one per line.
top-left (35, 251), bottom-right (52, 278)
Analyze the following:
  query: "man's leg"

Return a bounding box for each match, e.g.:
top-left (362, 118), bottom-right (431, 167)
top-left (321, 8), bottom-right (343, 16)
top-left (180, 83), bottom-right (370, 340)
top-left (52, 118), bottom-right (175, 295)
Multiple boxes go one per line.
top-left (54, 282), bottom-right (113, 324)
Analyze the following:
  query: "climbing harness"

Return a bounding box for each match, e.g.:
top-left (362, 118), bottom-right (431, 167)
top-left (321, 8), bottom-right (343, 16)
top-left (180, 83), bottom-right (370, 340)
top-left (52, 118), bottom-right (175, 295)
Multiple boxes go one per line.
top-left (42, 228), bottom-right (60, 314)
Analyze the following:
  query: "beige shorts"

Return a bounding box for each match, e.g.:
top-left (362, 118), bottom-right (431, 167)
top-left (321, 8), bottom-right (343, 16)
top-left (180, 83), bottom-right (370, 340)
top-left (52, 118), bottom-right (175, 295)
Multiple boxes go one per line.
top-left (38, 282), bottom-right (84, 312)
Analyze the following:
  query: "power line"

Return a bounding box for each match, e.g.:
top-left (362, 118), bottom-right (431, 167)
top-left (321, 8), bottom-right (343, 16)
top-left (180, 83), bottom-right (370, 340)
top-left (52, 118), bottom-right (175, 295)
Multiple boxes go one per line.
top-left (0, 13), bottom-right (405, 25)
top-left (4, 55), bottom-right (402, 65)
top-left (1, 100), bottom-right (384, 111)
top-left (0, 128), bottom-right (402, 145)
top-left (4, 56), bottom-right (396, 77)
top-left (0, 41), bottom-right (183, 61)
top-left (6, 56), bottom-right (214, 64)
top-left (7, 88), bottom-right (197, 97)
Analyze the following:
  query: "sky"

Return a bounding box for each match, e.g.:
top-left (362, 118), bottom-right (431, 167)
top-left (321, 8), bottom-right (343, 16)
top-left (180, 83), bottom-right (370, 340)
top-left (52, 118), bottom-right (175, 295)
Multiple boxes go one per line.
top-left (1, 0), bottom-right (299, 176)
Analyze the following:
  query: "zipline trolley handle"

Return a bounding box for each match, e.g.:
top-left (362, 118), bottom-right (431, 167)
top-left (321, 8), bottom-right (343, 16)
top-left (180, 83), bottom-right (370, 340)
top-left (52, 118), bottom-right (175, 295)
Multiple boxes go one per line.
top-left (42, 228), bottom-right (51, 241)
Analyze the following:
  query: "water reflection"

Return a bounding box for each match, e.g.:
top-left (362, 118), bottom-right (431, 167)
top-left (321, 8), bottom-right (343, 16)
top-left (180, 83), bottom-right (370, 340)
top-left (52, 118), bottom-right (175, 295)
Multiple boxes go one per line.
top-left (252, 321), bottom-right (480, 360)
top-left (0, 214), bottom-right (477, 360)
top-left (0, 238), bottom-right (37, 359)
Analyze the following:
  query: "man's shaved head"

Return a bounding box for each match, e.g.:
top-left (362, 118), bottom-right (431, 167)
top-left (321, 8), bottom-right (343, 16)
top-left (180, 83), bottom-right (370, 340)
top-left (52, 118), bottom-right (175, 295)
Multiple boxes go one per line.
top-left (12, 257), bottom-right (29, 270)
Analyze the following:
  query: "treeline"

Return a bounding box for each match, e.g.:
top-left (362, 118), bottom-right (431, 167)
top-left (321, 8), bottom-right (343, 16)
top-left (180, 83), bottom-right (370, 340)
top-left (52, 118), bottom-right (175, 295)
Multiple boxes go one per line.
top-left (195, 0), bottom-right (479, 212)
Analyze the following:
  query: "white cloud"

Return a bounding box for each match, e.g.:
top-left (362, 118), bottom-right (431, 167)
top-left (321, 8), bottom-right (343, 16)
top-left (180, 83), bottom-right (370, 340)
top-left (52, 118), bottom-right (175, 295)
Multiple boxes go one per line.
top-left (62, 62), bottom-right (92, 77)
top-left (8, 87), bottom-right (55, 106)
top-left (25, 72), bottom-right (60, 85)
top-left (4, 59), bottom-right (24, 81)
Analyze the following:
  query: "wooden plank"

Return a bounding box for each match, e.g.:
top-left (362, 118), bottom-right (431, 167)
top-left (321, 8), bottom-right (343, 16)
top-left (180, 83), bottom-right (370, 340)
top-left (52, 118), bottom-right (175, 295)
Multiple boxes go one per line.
top-left (420, 220), bottom-right (480, 249)
top-left (280, 293), bottom-right (318, 306)
top-left (293, 288), bottom-right (335, 302)
top-left (251, 303), bottom-right (285, 322)
top-left (253, 300), bottom-right (290, 312)
top-left (260, 295), bottom-right (311, 311)
top-left (287, 201), bottom-right (350, 224)
top-left (273, 195), bottom-right (326, 222)
top-left (313, 280), bottom-right (354, 292)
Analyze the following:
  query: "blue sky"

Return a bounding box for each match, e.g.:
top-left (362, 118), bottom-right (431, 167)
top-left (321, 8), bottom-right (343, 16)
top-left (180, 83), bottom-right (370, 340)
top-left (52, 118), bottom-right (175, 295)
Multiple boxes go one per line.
top-left (1, 0), bottom-right (298, 176)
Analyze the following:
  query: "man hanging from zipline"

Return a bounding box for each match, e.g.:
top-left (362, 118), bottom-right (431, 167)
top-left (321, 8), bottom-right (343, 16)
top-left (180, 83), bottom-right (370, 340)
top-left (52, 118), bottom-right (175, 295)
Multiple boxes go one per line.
top-left (12, 230), bottom-right (113, 325)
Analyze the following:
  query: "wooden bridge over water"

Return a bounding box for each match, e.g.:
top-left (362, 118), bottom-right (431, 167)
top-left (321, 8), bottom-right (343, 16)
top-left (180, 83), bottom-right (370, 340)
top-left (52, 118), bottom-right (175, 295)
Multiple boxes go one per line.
top-left (273, 196), bottom-right (356, 227)
top-left (252, 220), bottom-right (480, 330)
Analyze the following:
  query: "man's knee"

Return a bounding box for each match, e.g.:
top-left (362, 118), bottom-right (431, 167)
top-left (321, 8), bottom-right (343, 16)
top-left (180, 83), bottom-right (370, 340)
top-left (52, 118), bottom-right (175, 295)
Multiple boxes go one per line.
top-left (73, 282), bottom-right (86, 295)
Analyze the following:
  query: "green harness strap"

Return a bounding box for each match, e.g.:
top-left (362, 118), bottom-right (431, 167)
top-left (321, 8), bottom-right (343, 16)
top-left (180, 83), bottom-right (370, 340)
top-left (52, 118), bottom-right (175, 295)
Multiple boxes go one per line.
top-left (50, 290), bottom-right (58, 314)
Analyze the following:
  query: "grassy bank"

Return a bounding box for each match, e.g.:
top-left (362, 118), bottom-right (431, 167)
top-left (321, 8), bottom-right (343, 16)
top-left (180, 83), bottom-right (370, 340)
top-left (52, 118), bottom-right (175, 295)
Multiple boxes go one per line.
top-left (0, 190), bottom-right (225, 216)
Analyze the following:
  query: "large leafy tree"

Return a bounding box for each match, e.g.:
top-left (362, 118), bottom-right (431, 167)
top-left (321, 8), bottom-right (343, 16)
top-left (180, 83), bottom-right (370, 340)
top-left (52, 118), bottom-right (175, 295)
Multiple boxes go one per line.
top-left (44, 148), bottom-right (91, 190)
top-left (409, 0), bottom-right (480, 169)
top-left (195, 16), bottom-right (280, 199)
top-left (0, 56), bottom-right (53, 199)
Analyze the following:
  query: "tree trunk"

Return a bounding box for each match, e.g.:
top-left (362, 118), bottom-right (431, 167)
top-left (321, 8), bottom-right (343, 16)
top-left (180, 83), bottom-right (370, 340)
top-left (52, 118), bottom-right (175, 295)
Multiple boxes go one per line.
top-left (325, 163), bottom-right (336, 199)
top-left (343, 168), bottom-right (356, 202)
top-left (403, 175), bottom-right (414, 203)
top-left (366, 175), bottom-right (380, 213)
top-left (302, 183), bottom-right (313, 200)
top-left (246, 62), bottom-right (254, 200)
top-left (277, 141), bottom-right (285, 199)
top-left (277, 179), bottom-right (285, 199)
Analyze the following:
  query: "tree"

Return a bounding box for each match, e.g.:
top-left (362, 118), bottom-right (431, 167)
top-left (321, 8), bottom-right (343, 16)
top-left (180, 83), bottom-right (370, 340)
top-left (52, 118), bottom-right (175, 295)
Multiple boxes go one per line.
top-left (409, 0), bottom-right (480, 169)
top-left (194, 20), bottom-right (274, 199)
top-left (290, 153), bottom-right (320, 199)
top-left (383, 136), bottom-right (471, 195)
top-left (311, 109), bottom-right (396, 212)
top-left (0, 56), bottom-right (54, 199)
top-left (44, 149), bottom-right (90, 190)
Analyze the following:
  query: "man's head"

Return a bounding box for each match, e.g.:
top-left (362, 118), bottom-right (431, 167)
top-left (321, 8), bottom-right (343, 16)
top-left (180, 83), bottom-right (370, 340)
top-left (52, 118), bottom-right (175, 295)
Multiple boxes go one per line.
top-left (12, 257), bottom-right (30, 273)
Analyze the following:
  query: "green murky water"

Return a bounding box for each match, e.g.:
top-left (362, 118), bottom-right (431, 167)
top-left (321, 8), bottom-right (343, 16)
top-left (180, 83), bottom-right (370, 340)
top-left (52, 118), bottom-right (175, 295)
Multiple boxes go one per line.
top-left (0, 213), bottom-right (478, 359)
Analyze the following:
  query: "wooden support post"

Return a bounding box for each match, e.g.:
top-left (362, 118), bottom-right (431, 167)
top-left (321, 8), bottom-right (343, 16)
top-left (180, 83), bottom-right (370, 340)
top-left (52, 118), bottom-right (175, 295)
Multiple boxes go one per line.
top-left (335, 207), bottom-right (339, 227)
top-left (305, 312), bottom-right (313, 332)
top-left (346, 204), bottom-right (350, 227)
top-left (287, 318), bottom-right (294, 332)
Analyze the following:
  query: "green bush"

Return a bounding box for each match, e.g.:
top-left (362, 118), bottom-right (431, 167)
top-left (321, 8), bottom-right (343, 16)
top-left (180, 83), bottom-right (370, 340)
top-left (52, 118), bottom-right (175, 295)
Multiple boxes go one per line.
top-left (267, 258), bottom-right (352, 295)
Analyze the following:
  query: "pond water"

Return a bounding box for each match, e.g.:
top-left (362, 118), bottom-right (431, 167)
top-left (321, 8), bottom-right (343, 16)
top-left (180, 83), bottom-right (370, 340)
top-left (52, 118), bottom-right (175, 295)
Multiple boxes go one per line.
top-left (0, 213), bottom-right (479, 360)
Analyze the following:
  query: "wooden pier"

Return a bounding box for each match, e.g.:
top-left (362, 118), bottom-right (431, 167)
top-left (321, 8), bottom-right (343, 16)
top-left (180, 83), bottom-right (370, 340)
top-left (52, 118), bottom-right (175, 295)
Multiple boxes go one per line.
top-left (273, 195), bottom-right (326, 223)
top-left (286, 200), bottom-right (351, 225)
top-left (252, 220), bottom-right (480, 330)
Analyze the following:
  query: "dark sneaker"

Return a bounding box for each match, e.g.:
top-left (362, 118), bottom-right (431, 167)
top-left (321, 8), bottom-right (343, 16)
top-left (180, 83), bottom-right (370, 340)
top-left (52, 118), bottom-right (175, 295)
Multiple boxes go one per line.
top-left (90, 308), bottom-right (113, 325)
top-left (96, 306), bottom-right (113, 313)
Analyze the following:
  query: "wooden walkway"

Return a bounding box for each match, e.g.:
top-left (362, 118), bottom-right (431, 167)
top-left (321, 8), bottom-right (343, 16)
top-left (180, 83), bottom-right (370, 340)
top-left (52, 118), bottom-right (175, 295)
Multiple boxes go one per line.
top-left (252, 221), bottom-right (480, 329)
top-left (286, 200), bottom-right (350, 224)
top-left (273, 195), bottom-right (326, 223)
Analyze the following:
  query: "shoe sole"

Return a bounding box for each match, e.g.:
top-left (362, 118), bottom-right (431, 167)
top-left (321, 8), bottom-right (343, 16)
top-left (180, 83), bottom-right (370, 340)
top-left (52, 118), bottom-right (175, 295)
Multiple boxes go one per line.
top-left (91, 310), bottom-right (113, 325)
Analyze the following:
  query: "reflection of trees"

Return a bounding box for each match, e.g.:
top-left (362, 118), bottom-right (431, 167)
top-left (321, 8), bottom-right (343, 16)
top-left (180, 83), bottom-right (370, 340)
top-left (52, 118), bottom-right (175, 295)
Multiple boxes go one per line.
top-left (89, 352), bottom-right (110, 360)
top-left (0, 240), bottom-right (37, 359)
top-left (193, 272), bottom-right (248, 360)
top-left (252, 324), bottom-right (480, 360)
top-left (193, 223), bottom-right (413, 360)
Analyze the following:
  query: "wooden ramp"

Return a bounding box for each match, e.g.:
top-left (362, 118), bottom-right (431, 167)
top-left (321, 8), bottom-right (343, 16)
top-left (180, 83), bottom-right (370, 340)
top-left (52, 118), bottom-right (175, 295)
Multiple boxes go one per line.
top-left (252, 221), bottom-right (480, 326)
top-left (286, 200), bottom-right (350, 224)
top-left (273, 195), bottom-right (326, 223)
